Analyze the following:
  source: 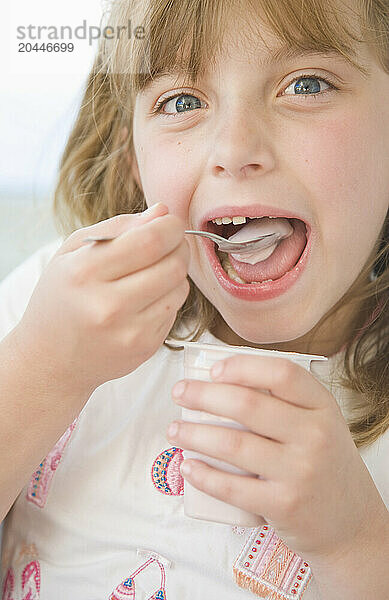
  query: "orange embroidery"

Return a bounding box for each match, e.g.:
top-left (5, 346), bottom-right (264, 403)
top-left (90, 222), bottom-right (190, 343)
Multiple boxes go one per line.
top-left (233, 524), bottom-right (312, 599)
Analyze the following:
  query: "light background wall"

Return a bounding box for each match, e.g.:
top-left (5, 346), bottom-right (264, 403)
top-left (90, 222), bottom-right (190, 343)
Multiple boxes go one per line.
top-left (0, 0), bottom-right (106, 281)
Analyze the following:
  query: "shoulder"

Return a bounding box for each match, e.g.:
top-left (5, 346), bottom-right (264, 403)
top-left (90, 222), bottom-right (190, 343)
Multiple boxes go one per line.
top-left (0, 237), bottom-right (64, 341)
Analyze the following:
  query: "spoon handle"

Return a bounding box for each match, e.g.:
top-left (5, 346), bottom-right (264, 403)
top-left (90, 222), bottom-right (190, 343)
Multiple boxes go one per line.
top-left (82, 231), bottom-right (216, 243)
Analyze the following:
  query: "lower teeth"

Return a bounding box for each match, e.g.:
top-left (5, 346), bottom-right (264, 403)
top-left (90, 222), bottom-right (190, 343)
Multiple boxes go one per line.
top-left (227, 269), bottom-right (246, 284)
top-left (219, 252), bottom-right (274, 284)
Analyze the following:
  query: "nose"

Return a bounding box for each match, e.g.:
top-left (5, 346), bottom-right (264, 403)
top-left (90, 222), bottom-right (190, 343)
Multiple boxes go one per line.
top-left (210, 106), bottom-right (276, 179)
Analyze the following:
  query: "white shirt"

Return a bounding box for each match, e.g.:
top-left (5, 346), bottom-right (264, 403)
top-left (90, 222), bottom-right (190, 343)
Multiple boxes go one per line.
top-left (0, 239), bottom-right (388, 600)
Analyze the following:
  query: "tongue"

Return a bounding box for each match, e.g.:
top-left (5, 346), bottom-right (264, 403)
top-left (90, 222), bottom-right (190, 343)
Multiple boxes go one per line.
top-left (226, 218), bottom-right (307, 283)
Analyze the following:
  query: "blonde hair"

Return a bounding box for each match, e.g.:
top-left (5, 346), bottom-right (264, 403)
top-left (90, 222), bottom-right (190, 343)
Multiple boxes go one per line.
top-left (53, 0), bottom-right (389, 449)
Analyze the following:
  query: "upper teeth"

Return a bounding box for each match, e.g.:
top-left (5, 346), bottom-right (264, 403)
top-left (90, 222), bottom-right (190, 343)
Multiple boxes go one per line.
top-left (211, 216), bottom-right (277, 225)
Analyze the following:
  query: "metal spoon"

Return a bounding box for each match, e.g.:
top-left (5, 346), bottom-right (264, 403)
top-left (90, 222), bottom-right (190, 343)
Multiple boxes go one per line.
top-left (82, 230), bottom-right (287, 255)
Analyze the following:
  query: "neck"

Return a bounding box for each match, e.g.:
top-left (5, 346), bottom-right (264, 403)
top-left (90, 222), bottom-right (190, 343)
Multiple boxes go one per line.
top-left (210, 298), bottom-right (370, 358)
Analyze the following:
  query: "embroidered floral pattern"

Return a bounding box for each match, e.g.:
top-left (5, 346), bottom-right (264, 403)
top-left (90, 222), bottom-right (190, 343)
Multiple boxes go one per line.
top-left (151, 447), bottom-right (184, 496)
top-left (1, 567), bottom-right (15, 600)
top-left (1, 560), bottom-right (41, 600)
top-left (109, 558), bottom-right (167, 599)
top-left (231, 526), bottom-right (248, 536)
top-left (26, 418), bottom-right (78, 508)
top-left (233, 524), bottom-right (312, 599)
top-left (21, 561), bottom-right (40, 600)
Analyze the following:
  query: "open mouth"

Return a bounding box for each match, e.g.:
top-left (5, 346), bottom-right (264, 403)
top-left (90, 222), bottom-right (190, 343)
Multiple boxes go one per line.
top-left (206, 216), bottom-right (308, 282)
top-left (197, 211), bottom-right (311, 299)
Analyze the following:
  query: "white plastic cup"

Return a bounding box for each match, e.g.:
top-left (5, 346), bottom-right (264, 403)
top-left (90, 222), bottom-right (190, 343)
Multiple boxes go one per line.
top-left (180, 341), bottom-right (328, 526)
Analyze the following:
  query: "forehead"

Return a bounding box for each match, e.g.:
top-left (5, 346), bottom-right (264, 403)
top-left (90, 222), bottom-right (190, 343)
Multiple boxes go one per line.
top-left (126, 0), bottom-right (371, 96)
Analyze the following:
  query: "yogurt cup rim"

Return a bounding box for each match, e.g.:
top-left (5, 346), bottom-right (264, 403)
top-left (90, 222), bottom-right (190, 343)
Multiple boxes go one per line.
top-left (181, 340), bottom-right (328, 362)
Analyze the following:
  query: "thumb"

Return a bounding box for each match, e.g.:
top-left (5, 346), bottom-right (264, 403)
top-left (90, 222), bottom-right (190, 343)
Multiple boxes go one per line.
top-left (137, 202), bottom-right (169, 224)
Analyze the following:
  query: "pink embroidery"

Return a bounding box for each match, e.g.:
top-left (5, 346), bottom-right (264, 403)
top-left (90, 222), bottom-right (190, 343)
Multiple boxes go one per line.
top-left (151, 447), bottom-right (184, 496)
top-left (232, 526), bottom-right (247, 536)
top-left (109, 558), bottom-right (167, 599)
top-left (233, 524), bottom-right (312, 599)
top-left (21, 561), bottom-right (40, 600)
top-left (1, 567), bottom-right (15, 600)
top-left (26, 418), bottom-right (78, 507)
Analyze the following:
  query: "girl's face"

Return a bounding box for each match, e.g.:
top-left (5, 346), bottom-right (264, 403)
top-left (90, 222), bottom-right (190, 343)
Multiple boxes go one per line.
top-left (131, 19), bottom-right (389, 354)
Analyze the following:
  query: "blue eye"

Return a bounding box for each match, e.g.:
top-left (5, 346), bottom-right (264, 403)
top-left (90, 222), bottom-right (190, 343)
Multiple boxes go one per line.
top-left (154, 93), bottom-right (203, 115)
top-left (283, 75), bottom-right (333, 96)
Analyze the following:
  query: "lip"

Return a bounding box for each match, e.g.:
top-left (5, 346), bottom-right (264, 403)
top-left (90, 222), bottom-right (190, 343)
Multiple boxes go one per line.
top-left (202, 220), bottom-right (312, 301)
top-left (199, 204), bottom-right (311, 230)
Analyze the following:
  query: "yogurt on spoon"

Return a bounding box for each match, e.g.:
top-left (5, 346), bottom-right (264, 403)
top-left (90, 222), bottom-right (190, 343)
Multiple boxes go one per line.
top-left (228, 217), bottom-right (294, 264)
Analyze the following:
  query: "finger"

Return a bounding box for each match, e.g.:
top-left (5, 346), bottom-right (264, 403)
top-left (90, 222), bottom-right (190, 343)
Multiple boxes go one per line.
top-left (58, 203), bottom-right (169, 254)
top-left (139, 278), bottom-right (190, 338)
top-left (211, 354), bottom-right (329, 410)
top-left (82, 213), bottom-right (186, 281)
top-left (178, 458), bottom-right (274, 519)
top-left (172, 379), bottom-right (304, 443)
top-left (166, 420), bottom-right (284, 481)
top-left (109, 240), bottom-right (189, 312)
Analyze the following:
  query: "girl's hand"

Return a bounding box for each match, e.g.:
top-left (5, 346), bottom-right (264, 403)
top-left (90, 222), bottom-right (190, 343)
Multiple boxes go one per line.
top-left (167, 355), bottom-right (388, 562)
top-left (13, 203), bottom-right (190, 396)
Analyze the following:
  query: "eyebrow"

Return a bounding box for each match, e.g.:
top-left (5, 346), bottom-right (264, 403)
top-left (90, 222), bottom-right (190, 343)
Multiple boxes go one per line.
top-left (263, 45), bottom-right (348, 66)
top-left (248, 43), bottom-right (368, 74)
top-left (140, 44), bottom-right (368, 93)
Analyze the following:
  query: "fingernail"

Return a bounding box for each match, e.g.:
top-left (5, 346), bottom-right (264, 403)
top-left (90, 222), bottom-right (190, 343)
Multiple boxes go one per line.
top-left (180, 460), bottom-right (192, 477)
top-left (167, 421), bottom-right (180, 438)
top-left (211, 361), bottom-right (224, 379)
top-left (172, 381), bottom-right (187, 399)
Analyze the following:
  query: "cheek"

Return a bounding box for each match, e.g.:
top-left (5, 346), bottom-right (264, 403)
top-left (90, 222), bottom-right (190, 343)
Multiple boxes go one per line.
top-left (288, 109), bottom-right (388, 292)
top-left (297, 116), bottom-right (363, 200)
top-left (135, 135), bottom-right (202, 222)
top-left (293, 113), bottom-right (385, 237)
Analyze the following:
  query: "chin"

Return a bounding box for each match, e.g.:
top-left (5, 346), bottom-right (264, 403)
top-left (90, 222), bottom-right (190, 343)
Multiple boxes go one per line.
top-left (219, 310), bottom-right (323, 346)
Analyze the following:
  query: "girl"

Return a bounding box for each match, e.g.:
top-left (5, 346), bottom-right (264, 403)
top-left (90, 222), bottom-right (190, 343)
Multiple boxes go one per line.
top-left (1, 0), bottom-right (388, 598)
